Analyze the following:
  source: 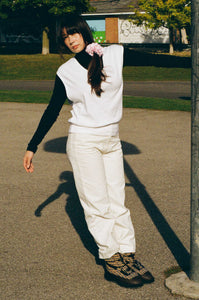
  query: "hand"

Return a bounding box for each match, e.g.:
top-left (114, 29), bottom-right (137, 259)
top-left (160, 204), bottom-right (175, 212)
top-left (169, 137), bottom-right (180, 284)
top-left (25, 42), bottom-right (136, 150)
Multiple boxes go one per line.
top-left (23, 151), bottom-right (34, 173)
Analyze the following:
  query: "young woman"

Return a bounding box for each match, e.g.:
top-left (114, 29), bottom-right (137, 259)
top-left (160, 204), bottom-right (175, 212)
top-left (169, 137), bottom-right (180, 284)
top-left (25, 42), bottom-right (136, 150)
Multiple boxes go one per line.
top-left (23, 15), bottom-right (154, 288)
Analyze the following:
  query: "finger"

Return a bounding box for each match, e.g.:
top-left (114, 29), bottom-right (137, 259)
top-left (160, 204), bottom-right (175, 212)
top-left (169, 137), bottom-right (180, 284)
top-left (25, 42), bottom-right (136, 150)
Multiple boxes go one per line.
top-left (24, 164), bottom-right (34, 173)
top-left (23, 157), bottom-right (30, 170)
top-left (23, 157), bottom-right (33, 173)
top-left (28, 162), bottom-right (34, 173)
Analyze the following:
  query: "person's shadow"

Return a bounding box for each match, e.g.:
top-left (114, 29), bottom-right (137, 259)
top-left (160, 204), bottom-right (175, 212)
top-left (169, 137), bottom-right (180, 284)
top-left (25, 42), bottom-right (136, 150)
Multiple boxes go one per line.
top-left (35, 170), bottom-right (100, 263)
top-left (35, 136), bottom-right (190, 271)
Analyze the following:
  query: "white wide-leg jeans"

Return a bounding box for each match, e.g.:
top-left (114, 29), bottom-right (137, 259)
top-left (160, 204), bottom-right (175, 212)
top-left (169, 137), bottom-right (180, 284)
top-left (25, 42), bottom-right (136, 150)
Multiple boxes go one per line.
top-left (67, 133), bottom-right (136, 259)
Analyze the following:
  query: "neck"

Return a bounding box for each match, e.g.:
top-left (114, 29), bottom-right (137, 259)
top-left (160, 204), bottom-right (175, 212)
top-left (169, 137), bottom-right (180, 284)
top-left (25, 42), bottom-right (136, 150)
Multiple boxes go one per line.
top-left (75, 50), bottom-right (92, 70)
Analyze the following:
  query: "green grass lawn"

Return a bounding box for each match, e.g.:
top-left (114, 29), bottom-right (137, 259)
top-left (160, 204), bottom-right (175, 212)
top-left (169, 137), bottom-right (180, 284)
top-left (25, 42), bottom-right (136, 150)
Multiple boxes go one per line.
top-left (0, 54), bottom-right (72, 80)
top-left (123, 66), bottom-right (191, 81)
top-left (0, 53), bottom-right (191, 111)
top-left (0, 54), bottom-right (191, 81)
top-left (0, 90), bottom-right (191, 112)
top-left (0, 90), bottom-right (51, 103)
top-left (123, 95), bottom-right (191, 111)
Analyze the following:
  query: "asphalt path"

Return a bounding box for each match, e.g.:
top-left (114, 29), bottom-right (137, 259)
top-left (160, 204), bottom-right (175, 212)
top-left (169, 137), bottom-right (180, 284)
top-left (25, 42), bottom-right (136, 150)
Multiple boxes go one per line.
top-left (0, 80), bottom-right (191, 100)
top-left (0, 102), bottom-right (191, 299)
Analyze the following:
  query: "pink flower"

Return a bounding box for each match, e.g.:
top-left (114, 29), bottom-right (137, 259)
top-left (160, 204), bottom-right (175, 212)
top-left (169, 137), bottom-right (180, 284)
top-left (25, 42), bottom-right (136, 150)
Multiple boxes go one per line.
top-left (85, 43), bottom-right (104, 57)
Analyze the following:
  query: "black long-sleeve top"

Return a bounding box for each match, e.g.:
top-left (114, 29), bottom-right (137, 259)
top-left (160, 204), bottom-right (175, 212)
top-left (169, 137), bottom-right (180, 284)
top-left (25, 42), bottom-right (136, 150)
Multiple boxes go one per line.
top-left (27, 47), bottom-right (190, 153)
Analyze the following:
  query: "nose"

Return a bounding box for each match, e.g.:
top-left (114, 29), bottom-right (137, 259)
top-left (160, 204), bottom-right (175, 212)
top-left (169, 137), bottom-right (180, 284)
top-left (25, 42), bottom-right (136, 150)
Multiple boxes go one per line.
top-left (68, 34), bottom-right (75, 44)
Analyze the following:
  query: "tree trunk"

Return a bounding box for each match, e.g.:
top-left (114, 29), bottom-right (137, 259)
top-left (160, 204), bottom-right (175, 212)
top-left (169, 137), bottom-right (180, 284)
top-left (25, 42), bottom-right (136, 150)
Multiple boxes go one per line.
top-left (169, 27), bottom-right (174, 54)
top-left (42, 27), bottom-right (49, 55)
top-left (181, 28), bottom-right (189, 44)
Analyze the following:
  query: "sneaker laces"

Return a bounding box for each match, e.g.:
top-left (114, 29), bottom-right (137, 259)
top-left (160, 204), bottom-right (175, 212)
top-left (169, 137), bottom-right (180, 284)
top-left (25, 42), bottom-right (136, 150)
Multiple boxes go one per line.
top-left (105, 253), bottom-right (133, 276)
top-left (133, 259), bottom-right (145, 271)
top-left (120, 264), bottom-right (132, 276)
top-left (122, 253), bottom-right (135, 265)
top-left (122, 254), bottom-right (145, 271)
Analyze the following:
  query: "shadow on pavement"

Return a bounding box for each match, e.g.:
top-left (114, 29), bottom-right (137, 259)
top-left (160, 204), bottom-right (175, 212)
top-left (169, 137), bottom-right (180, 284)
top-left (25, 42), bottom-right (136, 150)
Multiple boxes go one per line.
top-left (43, 136), bottom-right (141, 156)
top-left (123, 158), bottom-right (190, 272)
top-left (37, 136), bottom-right (190, 271)
top-left (35, 170), bottom-right (99, 263)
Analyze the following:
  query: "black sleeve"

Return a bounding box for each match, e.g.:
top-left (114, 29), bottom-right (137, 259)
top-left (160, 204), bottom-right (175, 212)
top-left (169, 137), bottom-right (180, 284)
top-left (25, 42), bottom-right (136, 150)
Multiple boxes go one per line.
top-left (27, 75), bottom-right (67, 153)
top-left (123, 47), bottom-right (191, 68)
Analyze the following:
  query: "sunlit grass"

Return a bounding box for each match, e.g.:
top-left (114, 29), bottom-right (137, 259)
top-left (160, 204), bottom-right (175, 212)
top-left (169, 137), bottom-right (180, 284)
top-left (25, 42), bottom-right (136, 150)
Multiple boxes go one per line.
top-left (123, 66), bottom-right (191, 81)
top-left (0, 54), bottom-right (191, 81)
top-left (0, 54), bottom-right (72, 80)
top-left (0, 90), bottom-right (191, 112)
top-left (123, 95), bottom-right (191, 111)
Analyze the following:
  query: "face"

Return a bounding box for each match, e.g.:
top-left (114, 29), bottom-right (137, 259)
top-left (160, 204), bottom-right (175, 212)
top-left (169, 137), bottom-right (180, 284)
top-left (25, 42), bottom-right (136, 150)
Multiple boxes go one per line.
top-left (62, 28), bottom-right (86, 53)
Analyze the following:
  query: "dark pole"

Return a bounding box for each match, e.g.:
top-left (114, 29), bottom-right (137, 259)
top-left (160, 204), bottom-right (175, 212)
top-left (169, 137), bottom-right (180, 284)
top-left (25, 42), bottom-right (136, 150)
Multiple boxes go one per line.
top-left (190, 0), bottom-right (199, 282)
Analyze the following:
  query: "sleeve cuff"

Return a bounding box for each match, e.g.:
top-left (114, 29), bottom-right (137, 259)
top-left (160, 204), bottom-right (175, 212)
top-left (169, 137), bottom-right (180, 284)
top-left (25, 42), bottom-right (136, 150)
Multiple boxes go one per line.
top-left (26, 144), bottom-right (38, 153)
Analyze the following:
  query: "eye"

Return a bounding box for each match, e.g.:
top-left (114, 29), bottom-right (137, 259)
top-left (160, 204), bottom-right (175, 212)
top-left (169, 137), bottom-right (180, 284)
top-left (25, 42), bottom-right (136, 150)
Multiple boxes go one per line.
top-left (62, 35), bottom-right (68, 40)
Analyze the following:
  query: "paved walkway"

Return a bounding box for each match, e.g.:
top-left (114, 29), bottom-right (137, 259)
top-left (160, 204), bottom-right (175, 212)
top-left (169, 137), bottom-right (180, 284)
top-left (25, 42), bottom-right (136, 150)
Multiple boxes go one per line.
top-left (0, 80), bottom-right (191, 99)
top-left (0, 102), bottom-right (191, 299)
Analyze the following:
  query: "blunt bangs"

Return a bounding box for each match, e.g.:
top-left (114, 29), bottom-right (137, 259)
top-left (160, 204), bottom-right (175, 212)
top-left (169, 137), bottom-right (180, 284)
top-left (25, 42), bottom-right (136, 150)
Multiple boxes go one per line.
top-left (62, 26), bottom-right (80, 37)
top-left (60, 15), bottom-right (93, 44)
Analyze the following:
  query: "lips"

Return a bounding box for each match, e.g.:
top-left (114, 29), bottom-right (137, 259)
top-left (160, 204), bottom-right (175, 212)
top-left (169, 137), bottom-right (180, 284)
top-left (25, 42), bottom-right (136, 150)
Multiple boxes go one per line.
top-left (72, 45), bottom-right (79, 50)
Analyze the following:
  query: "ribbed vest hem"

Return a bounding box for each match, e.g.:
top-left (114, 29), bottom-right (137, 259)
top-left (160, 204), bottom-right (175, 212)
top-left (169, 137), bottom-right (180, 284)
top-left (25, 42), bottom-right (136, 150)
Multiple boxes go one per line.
top-left (68, 123), bottom-right (119, 136)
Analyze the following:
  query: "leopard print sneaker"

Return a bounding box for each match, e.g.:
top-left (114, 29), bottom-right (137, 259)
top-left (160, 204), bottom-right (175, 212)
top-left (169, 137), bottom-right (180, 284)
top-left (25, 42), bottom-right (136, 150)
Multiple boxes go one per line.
top-left (104, 253), bottom-right (143, 288)
top-left (121, 253), bottom-right (154, 284)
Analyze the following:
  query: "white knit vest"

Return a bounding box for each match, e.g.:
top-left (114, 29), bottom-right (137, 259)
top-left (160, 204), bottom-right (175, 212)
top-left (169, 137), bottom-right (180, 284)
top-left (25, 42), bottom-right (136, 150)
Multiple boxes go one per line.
top-left (57, 45), bottom-right (124, 136)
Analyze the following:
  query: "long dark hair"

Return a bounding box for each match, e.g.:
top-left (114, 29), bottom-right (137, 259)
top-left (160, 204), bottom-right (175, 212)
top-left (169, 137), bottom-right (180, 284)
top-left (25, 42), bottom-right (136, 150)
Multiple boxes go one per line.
top-left (59, 15), bottom-right (106, 97)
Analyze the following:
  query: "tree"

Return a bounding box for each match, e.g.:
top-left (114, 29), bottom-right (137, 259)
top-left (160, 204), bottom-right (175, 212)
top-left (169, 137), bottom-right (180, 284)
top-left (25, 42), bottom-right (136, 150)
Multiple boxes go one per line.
top-left (0, 0), bottom-right (93, 54)
top-left (129, 0), bottom-right (191, 54)
top-left (0, 0), bottom-right (10, 20)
